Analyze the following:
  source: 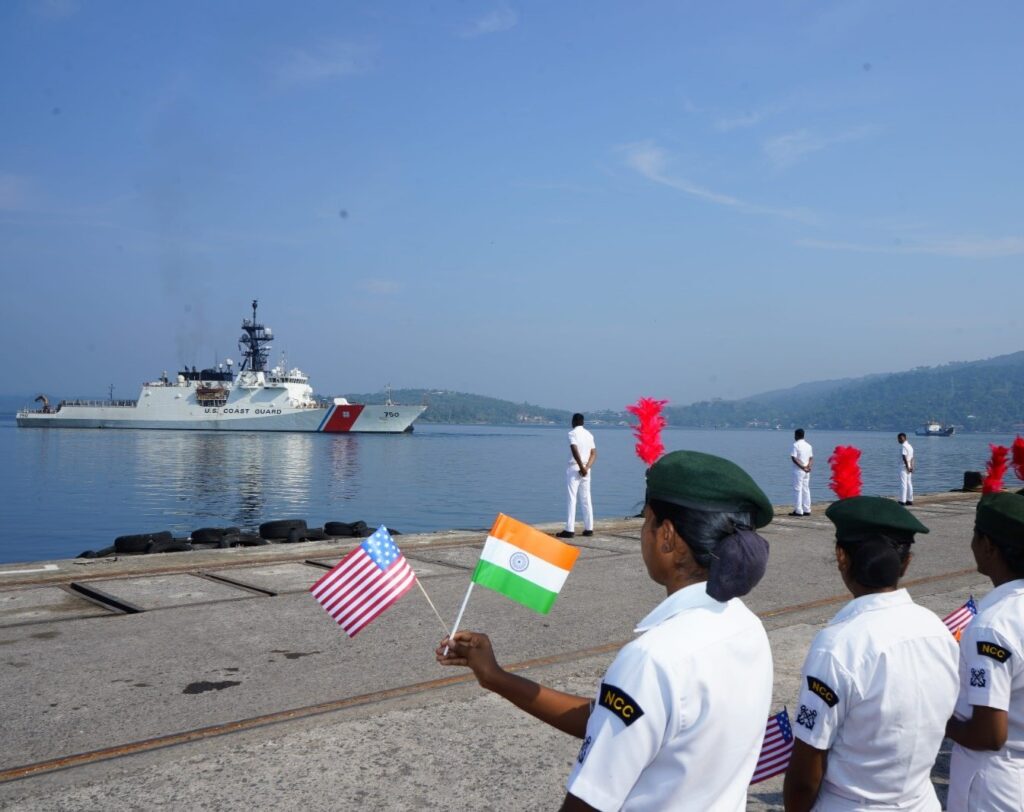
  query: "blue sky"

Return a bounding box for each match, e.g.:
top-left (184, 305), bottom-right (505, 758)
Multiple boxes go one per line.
top-left (2, 1), bottom-right (1022, 410)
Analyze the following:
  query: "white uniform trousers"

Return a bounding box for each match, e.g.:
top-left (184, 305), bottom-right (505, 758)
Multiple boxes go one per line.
top-left (812, 785), bottom-right (940, 811)
top-left (793, 469), bottom-right (811, 514)
top-left (565, 467), bottom-right (593, 533)
top-left (900, 469), bottom-right (913, 502)
top-left (948, 743), bottom-right (1024, 811)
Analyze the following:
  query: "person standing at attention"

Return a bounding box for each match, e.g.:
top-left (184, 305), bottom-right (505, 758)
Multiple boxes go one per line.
top-left (898, 433), bottom-right (915, 505)
top-left (558, 413), bottom-right (596, 539)
top-left (791, 428), bottom-right (813, 516)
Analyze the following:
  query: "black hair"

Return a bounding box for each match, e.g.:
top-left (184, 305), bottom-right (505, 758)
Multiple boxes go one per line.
top-left (835, 531), bottom-right (914, 589)
top-left (648, 498), bottom-right (753, 568)
top-left (897, 433), bottom-right (907, 442)
top-left (978, 528), bottom-right (1024, 577)
top-left (794, 428), bottom-right (805, 440)
top-left (572, 413), bottom-right (585, 427)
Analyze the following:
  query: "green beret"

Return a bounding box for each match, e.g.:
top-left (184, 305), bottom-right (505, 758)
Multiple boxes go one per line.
top-left (825, 496), bottom-right (929, 540)
top-left (645, 450), bottom-right (773, 529)
top-left (976, 492), bottom-right (1024, 545)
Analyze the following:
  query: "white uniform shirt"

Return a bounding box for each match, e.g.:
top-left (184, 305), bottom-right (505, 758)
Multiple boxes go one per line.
top-left (794, 589), bottom-right (959, 808)
top-left (568, 426), bottom-right (596, 469)
top-left (953, 579), bottom-right (1024, 749)
top-left (792, 439), bottom-right (813, 468)
top-left (901, 441), bottom-right (915, 470)
top-left (566, 583), bottom-right (772, 811)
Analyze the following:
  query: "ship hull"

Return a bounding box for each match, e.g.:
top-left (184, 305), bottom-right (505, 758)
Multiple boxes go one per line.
top-left (17, 401), bottom-right (426, 433)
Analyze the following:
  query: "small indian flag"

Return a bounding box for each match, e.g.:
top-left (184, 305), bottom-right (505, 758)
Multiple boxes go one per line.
top-left (472, 514), bottom-right (580, 614)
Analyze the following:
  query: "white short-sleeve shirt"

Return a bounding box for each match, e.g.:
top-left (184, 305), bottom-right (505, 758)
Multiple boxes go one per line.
top-left (794, 589), bottom-right (959, 807)
top-left (952, 579), bottom-right (1024, 749)
top-left (901, 441), bottom-right (915, 467)
top-left (568, 426), bottom-right (596, 468)
top-left (565, 583), bottom-right (773, 811)
top-left (792, 439), bottom-right (813, 468)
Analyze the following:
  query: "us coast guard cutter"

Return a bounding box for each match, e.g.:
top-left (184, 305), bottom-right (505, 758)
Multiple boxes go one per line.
top-left (17, 300), bottom-right (426, 433)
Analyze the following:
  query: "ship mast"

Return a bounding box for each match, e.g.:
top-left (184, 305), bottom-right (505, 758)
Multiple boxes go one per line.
top-left (239, 299), bottom-right (273, 372)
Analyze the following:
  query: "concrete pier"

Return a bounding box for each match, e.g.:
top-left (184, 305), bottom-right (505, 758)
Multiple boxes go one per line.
top-left (0, 492), bottom-right (987, 810)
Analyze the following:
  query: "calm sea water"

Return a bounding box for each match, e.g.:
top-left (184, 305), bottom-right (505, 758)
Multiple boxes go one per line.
top-left (0, 416), bottom-right (1013, 564)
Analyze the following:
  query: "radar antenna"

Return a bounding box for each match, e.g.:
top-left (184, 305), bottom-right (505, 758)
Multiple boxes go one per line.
top-left (238, 299), bottom-right (273, 372)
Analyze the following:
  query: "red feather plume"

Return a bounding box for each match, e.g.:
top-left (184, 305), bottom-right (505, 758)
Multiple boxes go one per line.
top-left (626, 397), bottom-right (668, 466)
top-left (1012, 435), bottom-right (1024, 482)
top-left (983, 444), bottom-right (1009, 494)
top-left (828, 446), bottom-right (862, 499)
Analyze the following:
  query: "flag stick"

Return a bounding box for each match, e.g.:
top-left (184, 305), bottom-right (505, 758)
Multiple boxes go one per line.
top-left (416, 579), bottom-right (449, 634)
top-left (442, 581), bottom-right (475, 656)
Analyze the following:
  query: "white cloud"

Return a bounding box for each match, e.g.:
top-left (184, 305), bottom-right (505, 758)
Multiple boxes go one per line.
top-left (459, 5), bottom-right (518, 38)
top-left (714, 104), bottom-right (789, 132)
top-left (715, 111), bottom-right (768, 131)
top-left (274, 42), bottom-right (372, 87)
top-left (621, 141), bottom-right (812, 222)
top-left (796, 236), bottom-right (1024, 258)
top-left (763, 125), bottom-right (875, 169)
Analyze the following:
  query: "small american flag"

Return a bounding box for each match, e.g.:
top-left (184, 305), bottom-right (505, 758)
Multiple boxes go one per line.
top-left (750, 708), bottom-right (794, 784)
top-left (310, 526), bottom-right (417, 637)
top-left (942, 596), bottom-right (977, 641)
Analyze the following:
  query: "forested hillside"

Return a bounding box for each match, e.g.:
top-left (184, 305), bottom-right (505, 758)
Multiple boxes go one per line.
top-left (667, 351), bottom-right (1024, 432)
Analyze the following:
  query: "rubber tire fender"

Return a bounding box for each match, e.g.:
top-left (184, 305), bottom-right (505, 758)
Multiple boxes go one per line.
top-left (235, 533), bottom-right (270, 546)
top-left (259, 519), bottom-right (308, 540)
top-left (144, 539), bottom-right (194, 554)
top-left (191, 526), bottom-right (242, 543)
top-left (114, 531), bottom-right (173, 553)
top-left (324, 521), bottom-right (357, 537)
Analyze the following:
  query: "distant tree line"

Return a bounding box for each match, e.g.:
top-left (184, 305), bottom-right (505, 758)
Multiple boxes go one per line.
top-left (665, 352), bottom-right (1024, 432)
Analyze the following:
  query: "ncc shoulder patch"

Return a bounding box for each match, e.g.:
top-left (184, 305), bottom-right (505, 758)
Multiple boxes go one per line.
top-left (806, 676), bottom-right (839, 707)
top-left (598, 682), bottom-right (644, 726)
top-left (977, 641), bottom-right (1012, 663)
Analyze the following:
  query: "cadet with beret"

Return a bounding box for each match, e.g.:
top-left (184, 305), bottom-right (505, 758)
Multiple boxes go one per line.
top-left (784, 450), bottom-right (959, 812)
top-left (437, 450), bottom-right (775, 811)
top-left (945, 492), bottom-right (1024, 811)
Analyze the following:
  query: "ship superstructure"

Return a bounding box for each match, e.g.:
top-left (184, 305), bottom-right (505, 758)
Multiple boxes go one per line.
top-left (17, 300), bottom-right (426, 433)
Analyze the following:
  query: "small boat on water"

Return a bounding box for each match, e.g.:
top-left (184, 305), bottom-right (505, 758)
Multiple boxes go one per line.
top-left (915, 420), bottom-right (955, 437)
top-left (16, 300), bottom-right (426, 433)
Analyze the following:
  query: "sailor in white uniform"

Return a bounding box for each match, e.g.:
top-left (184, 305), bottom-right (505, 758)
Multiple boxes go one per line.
top-left (560, 413), bottom-right (597, 538)
top-left (946, 492), bottom-right (1024, 812)
top-left (438, 451), bottom-right (775, 811)
top-left (791, 429), bottom-right (813, 516)
top-left (784, 495), bottom-right (959, 811)
top-left (898, 433), bottom-right (915, 505)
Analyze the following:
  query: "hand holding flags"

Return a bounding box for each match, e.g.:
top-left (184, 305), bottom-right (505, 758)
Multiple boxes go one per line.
top-left (310, 525), bottom-right (417, 637)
